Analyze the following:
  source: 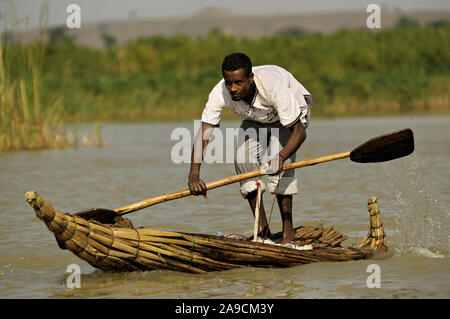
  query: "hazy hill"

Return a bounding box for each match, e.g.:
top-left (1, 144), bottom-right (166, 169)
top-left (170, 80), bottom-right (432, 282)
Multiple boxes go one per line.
top-left (18, 8), bottom-right (450, 48)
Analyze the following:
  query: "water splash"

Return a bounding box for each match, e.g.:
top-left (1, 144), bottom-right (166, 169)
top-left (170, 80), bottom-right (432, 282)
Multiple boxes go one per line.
top-left (382, 154), bottom-right (449, 258)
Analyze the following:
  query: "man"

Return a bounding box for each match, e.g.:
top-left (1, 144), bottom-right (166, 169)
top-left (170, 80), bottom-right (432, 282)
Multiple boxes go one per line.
top-left (188, 52), bottom-right (313, 245)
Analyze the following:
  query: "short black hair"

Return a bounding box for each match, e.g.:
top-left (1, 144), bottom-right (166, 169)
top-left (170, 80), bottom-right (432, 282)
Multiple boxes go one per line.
top-left (221, 52), bottom-right (252, 77)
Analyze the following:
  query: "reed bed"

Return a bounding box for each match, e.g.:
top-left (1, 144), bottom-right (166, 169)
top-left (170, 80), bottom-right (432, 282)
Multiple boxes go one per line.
top-left (0, 1), bottom-right (104, 151)
top-left (25, 191), bottom-right (383, 273)
top-left (0, 38), bottom-right (76, 151)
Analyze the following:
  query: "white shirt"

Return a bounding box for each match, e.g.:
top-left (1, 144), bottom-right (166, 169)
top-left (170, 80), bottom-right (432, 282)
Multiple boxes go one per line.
top-left (201, 65), bottom-right (311, 128)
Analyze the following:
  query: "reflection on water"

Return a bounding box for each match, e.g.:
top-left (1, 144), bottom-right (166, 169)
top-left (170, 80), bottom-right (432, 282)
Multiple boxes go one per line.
top-left (0, 116), bottom-right (449, 298)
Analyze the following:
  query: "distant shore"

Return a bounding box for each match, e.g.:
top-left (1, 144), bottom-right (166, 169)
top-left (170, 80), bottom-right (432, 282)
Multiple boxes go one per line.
top-left (43, 25), bottom-right (450, 122)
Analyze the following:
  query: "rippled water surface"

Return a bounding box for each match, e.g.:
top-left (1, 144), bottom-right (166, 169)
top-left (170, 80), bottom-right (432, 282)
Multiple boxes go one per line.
top-left (0, 116), bottom-right (448, 298)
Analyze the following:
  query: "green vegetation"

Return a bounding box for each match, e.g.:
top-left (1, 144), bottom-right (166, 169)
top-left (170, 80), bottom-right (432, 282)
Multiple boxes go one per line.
top-left (3, 18), bottom-right (449, 151)
top-left (3, 23), bottom-right (450, 129)
top-left (3, 6), bottom-right (448, 152)
top-left (0, 37), bottom-right (103, 151)
top-left (38, 24), bottom-right (449, 120)
top-left (0, 37), bottom-right (78, 151)
top-left (0, 0), bottom-right (103, 151)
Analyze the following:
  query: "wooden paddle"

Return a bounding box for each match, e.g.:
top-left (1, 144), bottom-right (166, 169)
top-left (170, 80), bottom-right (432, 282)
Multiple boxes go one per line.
top-left (75, 128), bottom-right (414, 223)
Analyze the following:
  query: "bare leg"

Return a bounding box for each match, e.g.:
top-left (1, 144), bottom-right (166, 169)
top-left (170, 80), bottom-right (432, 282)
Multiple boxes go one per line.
top-left (276, 195), bottom-right (295, 244)
top-left (246, 190), bottom-right (272, 239)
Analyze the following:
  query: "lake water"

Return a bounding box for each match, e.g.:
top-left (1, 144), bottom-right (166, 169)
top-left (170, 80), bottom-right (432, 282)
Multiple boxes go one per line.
top-left (0, 116), bottom-right (448, 299)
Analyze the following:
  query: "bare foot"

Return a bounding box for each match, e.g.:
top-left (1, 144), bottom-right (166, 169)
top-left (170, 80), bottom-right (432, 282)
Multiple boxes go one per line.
top-left (280, 232), bottom-right (295, 245)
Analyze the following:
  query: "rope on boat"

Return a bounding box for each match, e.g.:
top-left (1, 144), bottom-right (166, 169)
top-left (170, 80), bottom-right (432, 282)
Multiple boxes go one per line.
top-left (97, 227), bottom-right (115, 262)
top-left (252, 163), bottom-right (282, 241)
top-left (264, 173), bottom-right (281, 239)
top-left (78, 219), bottom-right (91, 254)
top-left (133, 228), bottom-right (140, 260)
top-left (65, 215), bottom-right (77, 242)
top-left (368, 234), bottom-right (386, 239)
top-left (188, 234), bottom-right (196, 272)
top-left (250, 240), bottom-right (258, 262)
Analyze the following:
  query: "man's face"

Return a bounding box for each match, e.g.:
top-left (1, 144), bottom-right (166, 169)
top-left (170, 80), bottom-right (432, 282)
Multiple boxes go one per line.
top-left (223, 68), bottom-right (254, 101)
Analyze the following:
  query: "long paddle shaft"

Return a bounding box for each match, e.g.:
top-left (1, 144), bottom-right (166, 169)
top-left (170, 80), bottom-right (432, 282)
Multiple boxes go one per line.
top-left (114, 151), bottom-right (351, 215)
top-left (114, 128), bottom-right (414, 215)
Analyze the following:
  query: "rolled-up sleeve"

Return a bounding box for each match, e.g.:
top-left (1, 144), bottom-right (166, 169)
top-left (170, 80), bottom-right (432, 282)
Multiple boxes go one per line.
top-left (201, 82), bottom-right (226, 127)
top-left (271, 81), bottom-right (308, 128)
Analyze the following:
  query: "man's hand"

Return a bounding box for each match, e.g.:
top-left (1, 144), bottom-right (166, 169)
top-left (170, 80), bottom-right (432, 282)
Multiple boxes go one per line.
top-left (188, 175), bottom-right (208, 198)
top-left (266, 121), bottom-right (306, 176)
top-left (266, 153), bottom-right (285, 176)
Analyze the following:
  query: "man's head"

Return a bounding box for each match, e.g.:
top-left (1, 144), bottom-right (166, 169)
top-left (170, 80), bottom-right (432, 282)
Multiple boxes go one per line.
top-left (221, 53), bottom-right (254, 101)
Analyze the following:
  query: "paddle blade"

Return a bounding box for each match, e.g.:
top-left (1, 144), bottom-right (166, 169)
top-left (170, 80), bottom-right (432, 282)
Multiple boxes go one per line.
top-left (350, 128), bottom-right (414, 163)
top-left (75, 208), bottom-right (135, 228)
top-left (75, 208), bottom-right (119, 224)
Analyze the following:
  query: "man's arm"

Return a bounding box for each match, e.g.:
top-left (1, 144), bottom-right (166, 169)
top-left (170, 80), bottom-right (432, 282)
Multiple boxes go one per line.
top-left (269, 121), bottom-right (306, 175)
top-left (188, 122), bottom-right (214, 196)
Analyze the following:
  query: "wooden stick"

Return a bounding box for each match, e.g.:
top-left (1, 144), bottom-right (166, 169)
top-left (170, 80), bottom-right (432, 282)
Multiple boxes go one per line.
top-left (115, 152), bottom-right (352, 215)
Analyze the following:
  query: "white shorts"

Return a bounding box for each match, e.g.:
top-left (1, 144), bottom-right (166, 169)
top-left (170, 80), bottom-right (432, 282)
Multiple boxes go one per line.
top-left (234, 120), bottom-right (300, 198)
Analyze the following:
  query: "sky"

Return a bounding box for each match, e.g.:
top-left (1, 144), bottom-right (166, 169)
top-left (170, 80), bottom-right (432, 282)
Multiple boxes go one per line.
top-left (2, 0), bottom-right (450, 31)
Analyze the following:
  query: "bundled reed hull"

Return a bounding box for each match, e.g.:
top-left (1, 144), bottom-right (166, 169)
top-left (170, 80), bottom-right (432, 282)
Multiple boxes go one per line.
top-left (25, 191), bottom-right (387, 274)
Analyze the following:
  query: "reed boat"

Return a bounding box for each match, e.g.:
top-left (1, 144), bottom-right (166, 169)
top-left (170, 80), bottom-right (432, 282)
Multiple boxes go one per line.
top-left (25, 191), bottom-right (387, 274)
